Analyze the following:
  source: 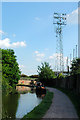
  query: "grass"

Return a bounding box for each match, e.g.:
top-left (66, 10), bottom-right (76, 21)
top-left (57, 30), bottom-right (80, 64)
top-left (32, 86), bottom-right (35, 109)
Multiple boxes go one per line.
top-left (21, 90), bottom-right (53, 120)
top-left (55, 87), bottom-right (80, 119)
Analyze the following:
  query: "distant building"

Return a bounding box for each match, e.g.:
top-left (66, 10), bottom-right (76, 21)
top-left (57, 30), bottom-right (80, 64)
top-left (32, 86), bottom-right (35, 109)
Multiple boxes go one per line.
top-left (78, 36), bottom-right (80, 58)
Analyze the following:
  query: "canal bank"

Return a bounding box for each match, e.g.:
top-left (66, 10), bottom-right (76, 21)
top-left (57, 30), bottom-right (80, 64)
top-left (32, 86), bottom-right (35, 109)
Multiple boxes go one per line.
top-left (2, 86), bottom-right (43, 119)
top-left (21, 90), bottom-right (53, 119)
top-left (22, 87), bottom-right (79, 119)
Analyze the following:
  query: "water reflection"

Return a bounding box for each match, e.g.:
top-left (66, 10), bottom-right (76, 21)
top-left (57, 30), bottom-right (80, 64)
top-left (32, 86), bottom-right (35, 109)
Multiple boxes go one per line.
top-left (16, 92), bottom-right (42, 118)
top-left (2, 86), bottom-right (45, 119)
top-left (36, 93), bottom-right (46, 98)
top-left (36, 91), bottom-right (46, 98)
top-left (16, 86), bottom-right (31, 92)
top-left (16, 86), bottom-right (35, 93)
top-left (2, 93), bottom-right (20, 119)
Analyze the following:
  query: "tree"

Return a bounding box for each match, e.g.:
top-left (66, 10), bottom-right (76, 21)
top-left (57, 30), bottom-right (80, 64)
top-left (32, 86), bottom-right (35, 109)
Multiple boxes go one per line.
top-left (70, 58), bottom-right (80, 91)
top-left (37, 62), bottom-right (56, 85)
top-left (21, 74), bottom-right (28, 77)
top-left (2, 49), bottom-right (21, 87)
top-left (29, 75), bottom-right (39, 78)
top-left (70, 58), bottom-right (80, 75)
top-left (58, 72), bottom-right (64, 78)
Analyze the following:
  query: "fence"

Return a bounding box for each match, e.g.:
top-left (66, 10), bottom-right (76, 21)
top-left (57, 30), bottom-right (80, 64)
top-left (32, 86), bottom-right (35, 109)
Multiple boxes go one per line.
top-left (54, 74), bottom-right (80, 94)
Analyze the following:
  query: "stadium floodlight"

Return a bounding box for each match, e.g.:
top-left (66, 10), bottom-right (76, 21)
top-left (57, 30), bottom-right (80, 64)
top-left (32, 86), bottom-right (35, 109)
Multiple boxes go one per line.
top-left (53, 12), bottom-right (66, 72)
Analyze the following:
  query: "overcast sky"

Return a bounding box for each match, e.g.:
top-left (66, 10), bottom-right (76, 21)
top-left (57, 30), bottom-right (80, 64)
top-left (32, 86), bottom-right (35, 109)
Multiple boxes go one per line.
top-left (1, 2), bottom-right (78, 75)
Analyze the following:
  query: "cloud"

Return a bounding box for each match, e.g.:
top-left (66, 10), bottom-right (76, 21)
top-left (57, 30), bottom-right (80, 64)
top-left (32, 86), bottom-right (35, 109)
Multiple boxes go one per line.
top-left (36, 58), bottom-right (42, 62)
top-left (44, 48), bottom-right (49, 51)
top-left (36, 53), bottom-right (45, 57)
top-left (34, 51), bottom-right (45, 62)
top-left (19, 64), bottom-right (37, 75)
top-left (49, 53), bottom-right (70, 71)
top-left (0, 30), bottom-right (4, 34)
top-left (34, 51), bottom-right (39, 54)
top-left (19, 64), bottom-right (25, 69)
top-left (19, 65), bottom-right (25, 71)
top-left (67, 8), bottom-right (78, 24)
top-left (13, 34), bottom-right (16, 37)
top-left (49, 53), bottom-right (59, 59)
top-left (35, 17), bottom-right (40, 21)
top-left (0, 30), bottom-right (8, 37)
top-left (19, 64), bottom-right (25, 73)
top-left (0, 38), bottom-right (26, 48)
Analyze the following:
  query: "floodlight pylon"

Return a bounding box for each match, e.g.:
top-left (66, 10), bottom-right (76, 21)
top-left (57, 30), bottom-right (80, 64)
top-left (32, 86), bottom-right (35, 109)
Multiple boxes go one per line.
top-left (53, 12), bottom-right (66, 72)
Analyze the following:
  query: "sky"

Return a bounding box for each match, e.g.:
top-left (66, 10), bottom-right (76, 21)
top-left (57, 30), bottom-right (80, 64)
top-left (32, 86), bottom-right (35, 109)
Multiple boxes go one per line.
top-left (0, 2), bottom-right (78, 75)
top-left (1, 0), bottom-right (79, 2)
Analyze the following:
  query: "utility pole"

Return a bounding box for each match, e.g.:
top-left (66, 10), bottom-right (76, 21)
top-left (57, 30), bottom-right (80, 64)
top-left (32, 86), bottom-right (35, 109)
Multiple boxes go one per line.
top-left (70, 53), bottom-right (72, 64)
top-left (66, 57), bottom-right (69, 73)
top-left (70, 53), bottom-right (72, 68)
top-left (76, 45), bottom-right (78, 58)
top-left (73, 48), bottom-right (75, 60)
top-left (66, 57), bottom-right (68, 71)
top-left (53, 13), bottom-right (66, 72)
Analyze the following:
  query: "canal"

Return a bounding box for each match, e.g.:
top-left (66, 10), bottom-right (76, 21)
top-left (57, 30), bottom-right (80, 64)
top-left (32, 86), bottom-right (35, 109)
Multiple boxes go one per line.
top-left (2, 86), bottom-right (45, 119)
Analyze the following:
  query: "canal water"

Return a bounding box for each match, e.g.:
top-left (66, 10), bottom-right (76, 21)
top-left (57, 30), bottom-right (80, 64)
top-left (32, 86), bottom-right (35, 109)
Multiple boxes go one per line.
top-left (2, 86), bottom-right (44, 119)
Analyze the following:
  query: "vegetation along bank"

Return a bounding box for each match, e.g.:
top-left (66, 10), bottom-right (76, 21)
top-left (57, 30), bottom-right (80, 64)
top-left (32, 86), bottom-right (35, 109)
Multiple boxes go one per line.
top-left (1, 49), bottom-right (21, 94)
top-left (22, 90), bottom-right (53, 119)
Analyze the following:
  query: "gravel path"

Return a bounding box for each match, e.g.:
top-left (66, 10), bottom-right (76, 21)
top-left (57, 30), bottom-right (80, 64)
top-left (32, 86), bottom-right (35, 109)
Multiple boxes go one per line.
top-left (43, 87), bottom-right (78, 119)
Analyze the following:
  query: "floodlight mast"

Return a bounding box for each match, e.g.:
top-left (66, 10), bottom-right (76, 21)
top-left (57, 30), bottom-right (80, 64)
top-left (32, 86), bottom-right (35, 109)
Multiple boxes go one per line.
top-left (53, 12), bottom-right (66, 72)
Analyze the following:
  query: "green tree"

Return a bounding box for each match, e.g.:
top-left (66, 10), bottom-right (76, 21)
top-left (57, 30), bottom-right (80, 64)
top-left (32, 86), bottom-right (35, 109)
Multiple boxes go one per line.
top-left (2, 49), bottom-right (21, 87)
top-left (37, 62), bottom-right (56, 85)
top-left (70, 58), bottom-right (80, 75)
top-left (58, 72), bottom-right (64, 78)
top-left (70, 58), bottom-right (80, 90)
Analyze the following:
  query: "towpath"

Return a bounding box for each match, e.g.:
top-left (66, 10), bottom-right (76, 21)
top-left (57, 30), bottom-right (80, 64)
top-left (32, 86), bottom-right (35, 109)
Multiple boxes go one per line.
top-left (43, 87), bottom-right (78, 119)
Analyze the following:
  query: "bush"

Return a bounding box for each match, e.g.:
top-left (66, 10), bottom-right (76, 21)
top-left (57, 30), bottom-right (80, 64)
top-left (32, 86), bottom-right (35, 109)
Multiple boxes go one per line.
top-left (2, 76), bottom-right (12, 93)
